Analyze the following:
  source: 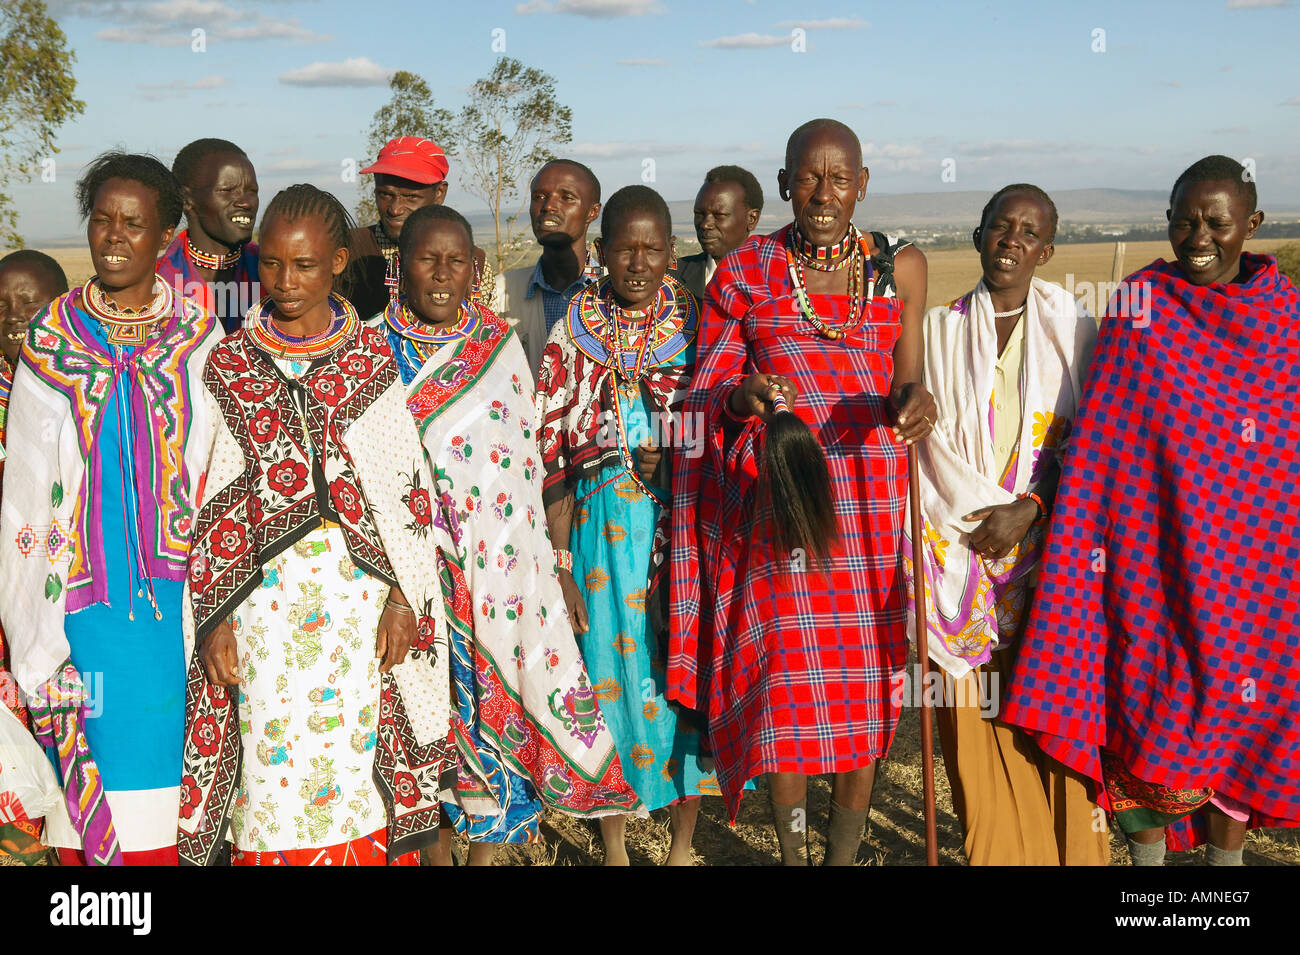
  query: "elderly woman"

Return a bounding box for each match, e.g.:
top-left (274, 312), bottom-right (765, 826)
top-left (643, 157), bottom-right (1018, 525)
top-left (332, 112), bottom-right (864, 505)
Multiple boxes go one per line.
top-left (180, 184), bottom-right (450, 866)
top-left (670, 118), bottom-right (936, 866)
top-left (905, 184), bottom-right (1102, 865)
top-left (0, 153), bottom-right (221, 865)
top-left (1003, 155), bottom-right (1300, 866)
top-left (157, 138), bottom-right (260, 334)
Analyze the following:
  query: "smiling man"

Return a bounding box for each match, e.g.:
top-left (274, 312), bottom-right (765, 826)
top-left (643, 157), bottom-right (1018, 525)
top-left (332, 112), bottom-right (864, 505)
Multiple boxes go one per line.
top-left (672, 165), bottom-right (763, 300)
top-left (498, 158), bottom-right (602, 373)
top-left (1002, 155), bottom-right (1300, 866)
top-left (157, 138), bottom-right (260, 333)
top-left (349, 137), bottom-right (496, 322)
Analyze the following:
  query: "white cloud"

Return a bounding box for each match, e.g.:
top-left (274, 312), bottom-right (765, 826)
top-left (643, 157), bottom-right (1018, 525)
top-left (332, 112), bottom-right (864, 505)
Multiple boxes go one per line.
top-left (79, 0), bottom-right (331, 46)
top-left (617, 58), bottom-right (667, 66)
top-left (279, 57), bottom-right (395, 88)
top-left (1226, 0), bottom-right (1286, 8)
top-left (872, 99), bottom-right (898, 107)
top-left (775, 17), bottom-right (868, 29)
top-left (516, 0), bottom-right (665, 16)
top-left (137, 74), bottom-right (228, 91)
top-left (701, 32), bottom-right (790, 48)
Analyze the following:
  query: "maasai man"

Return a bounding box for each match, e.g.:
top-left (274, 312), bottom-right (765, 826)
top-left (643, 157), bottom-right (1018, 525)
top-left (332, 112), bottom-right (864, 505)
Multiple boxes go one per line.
top-left (670, 119), bottom-right (936, 866)
top-left (180, 185), bottom-right (452, 867)
top-left (157, 138), bottom-right (260, 334)
top-left (381, 204), bottom-right (642, 865)
top-left (537, 185), bottom-right (719, 866)
top-left (350, 137), bottom-right (497, 322)
top-left (499, 159), bottom-right (603, 374)
top-left (673, 165), bottom-right (764, 300)
top-left (1002, 155), bottom-right (1300, 866)
top-left (0, 250), bottom-right (68, 862)
top-left (0, 153), bottom-right (221, 866)
top-left (904, 185), bottom-right (1106, 865)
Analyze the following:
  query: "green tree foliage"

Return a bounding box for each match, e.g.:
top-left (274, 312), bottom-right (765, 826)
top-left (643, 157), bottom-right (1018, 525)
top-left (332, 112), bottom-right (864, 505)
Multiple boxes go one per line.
top-left (1275, 241), bottom-right (1300, 287)
top-left (456, 58), bottom-right (573, 273)
top-left (0, 0), bottom-right (85, 247)
top-left (356, 70), bottom-right (455, 224)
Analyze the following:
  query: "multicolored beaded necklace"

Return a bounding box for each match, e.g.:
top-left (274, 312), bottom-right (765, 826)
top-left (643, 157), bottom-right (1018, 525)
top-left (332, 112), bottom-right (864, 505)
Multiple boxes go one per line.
top-left (784, 230), bottom-right (875, 341)
top-left (246, 293), bottom-right (358, 361)
top-left (792, 224), bottom-right (858, 271)
top-left (186, 237), bottom-right (241, 271)
top-left (82, 274), bottom-right (174, 346)
top-left (385, 298), bottom-right (479, 366)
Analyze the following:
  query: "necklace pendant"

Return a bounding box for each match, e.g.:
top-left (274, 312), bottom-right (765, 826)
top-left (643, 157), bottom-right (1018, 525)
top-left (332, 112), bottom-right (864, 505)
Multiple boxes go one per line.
top-left (825, 328), bottom-right (843, 341)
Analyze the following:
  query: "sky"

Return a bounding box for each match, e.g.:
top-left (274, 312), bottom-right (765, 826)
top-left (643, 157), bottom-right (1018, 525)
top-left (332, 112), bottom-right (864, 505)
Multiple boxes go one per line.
top-left (11, 0), bottom-right (1300, 244)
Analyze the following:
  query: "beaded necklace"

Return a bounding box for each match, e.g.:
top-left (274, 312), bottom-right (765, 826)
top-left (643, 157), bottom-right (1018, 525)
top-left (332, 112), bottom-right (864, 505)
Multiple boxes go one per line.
top-left (186, 237), bottom-right (241, 271)
top-left (792, 224), bottom-right (859, 271)
top-left (83, 275), bottom-right (174, 346)
top-left (372, 224), bottom-right (401, 304)
top-left (785, 231), bottom-right (875, 340)
top-left (246, 293), bottom-right (358, 361)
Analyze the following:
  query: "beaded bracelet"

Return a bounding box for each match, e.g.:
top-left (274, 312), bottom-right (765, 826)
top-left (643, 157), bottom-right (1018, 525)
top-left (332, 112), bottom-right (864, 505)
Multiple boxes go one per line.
top-left (1018, 491), bottom-right (1047, 523)
top-left (555, 548), bottom-right (574, 573)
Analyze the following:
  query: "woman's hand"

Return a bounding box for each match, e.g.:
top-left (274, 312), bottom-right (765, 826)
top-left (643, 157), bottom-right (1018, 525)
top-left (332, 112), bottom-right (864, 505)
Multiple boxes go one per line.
top-left (730, 373), bottom-right (798, 421)
top-left (963, 498), bottom-right (1040, 560)
top-left (637, 439), bottom-right (668, 485)
top-left (890, 381), bottom-right (937, 445)
top-left (376, 585), bottom-right (415, 673)
top-left (200, 621), bottom-right (240, 686)
top-left (559, 569), bottom-right (590, 635)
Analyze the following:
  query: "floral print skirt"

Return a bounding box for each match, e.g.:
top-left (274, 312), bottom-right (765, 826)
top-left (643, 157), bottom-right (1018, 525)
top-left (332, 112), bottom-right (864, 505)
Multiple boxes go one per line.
top-left (228, 526), bottom-right (392, 854)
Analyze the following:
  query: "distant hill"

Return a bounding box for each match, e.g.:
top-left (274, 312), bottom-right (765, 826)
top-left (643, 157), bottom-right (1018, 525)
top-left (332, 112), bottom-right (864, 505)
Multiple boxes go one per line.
top-left (23, 189), bottom-right (1297, 250)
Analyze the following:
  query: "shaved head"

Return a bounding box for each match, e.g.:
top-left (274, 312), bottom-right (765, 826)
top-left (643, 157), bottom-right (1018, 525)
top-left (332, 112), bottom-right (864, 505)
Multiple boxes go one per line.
top-left (785, 118), bottom-right (862, 171)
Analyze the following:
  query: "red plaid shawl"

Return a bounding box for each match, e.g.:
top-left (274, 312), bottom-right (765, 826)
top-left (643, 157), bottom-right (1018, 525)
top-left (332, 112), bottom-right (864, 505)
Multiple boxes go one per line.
top-left (669, 227), bottom-right (908, 817)
top-left (1001, 253), bottom-right (1300, 850)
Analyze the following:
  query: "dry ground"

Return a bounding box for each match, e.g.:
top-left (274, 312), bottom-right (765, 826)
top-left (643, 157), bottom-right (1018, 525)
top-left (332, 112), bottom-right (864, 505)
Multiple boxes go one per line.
top-left (5, 236), bottom-right (1297, 868)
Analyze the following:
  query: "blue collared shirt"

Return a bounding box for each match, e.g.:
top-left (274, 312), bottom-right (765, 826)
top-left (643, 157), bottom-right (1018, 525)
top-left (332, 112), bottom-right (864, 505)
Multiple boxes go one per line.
top-left (528, 257), bottom-right (600, 334)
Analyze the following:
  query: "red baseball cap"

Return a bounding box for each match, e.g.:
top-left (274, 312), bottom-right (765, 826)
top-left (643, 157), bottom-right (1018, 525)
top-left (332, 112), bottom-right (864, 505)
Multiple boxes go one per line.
top-left (360, 137), bottom-right (449, 185)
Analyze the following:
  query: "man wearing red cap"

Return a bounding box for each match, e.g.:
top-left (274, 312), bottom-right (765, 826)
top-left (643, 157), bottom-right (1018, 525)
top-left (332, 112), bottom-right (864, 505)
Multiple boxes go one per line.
top-left (350, 136), bottom-right (497, 321)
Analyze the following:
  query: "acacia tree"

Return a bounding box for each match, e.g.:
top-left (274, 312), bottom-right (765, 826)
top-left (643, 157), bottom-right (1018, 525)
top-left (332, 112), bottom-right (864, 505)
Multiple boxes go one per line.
top-left (456, 58), bottom-right (573, 273)
top-left (356, 70), bottom-right (455, 224)
top-left (0, 0), bottom-right (85, 247)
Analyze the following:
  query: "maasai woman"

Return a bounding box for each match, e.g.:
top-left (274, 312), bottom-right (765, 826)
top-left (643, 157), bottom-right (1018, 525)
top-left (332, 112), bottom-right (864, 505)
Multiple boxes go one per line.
top-left (670, 119), bottom-right (937, 866)
top-left (0, 153), bottom-right (221, 865)
top-left (380, 204), bottom-right (642, 865)
top-left (904, 185), bottom-right (1104, 865)
top-left (157, 139), bottom-right (259, 334)
top-left (1003, 155), bottom-right (1300, 866)
top-left (537, 185), bottom-right (718, 866)
top-left (0, 250), bottom-right (69, 861)
top-left (180, 185), bottom-right (451, 867)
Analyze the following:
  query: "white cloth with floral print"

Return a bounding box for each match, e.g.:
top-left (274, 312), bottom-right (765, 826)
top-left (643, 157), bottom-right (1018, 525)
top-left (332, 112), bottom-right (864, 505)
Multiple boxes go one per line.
top-left (907, 278), bottom-right (1096, 677)
top-left (229, 525), bottom-right (391, 852)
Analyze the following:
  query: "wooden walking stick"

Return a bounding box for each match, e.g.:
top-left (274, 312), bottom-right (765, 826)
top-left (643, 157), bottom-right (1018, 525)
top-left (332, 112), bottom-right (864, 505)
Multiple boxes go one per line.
top-left (908, 443), bottom-right (939, 866)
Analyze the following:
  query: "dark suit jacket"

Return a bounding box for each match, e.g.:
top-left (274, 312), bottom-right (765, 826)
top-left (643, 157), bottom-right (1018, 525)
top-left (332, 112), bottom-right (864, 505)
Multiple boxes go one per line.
top-left (671, 252), bottom-right (713, 301)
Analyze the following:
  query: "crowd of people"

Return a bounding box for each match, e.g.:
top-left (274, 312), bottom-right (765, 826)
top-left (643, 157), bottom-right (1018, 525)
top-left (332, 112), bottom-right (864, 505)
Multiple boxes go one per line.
top-left (0, 117), bottom-right (1295, 867)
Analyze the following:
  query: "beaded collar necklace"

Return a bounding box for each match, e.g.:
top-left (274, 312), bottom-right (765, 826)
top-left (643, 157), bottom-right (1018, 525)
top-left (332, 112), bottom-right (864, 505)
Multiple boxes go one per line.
top-left (246, 293), bottom-right (358, 361)
top-left (784, 231), bottom-right (874, 340)
top-left (385, 298), bottom-right (480, 344)
top-left (792, 223), bottom-right (859, 272)
top-left (186, 237), bottom-right (241, 271)
top-left (83, 275), bottom-right (174, 346)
